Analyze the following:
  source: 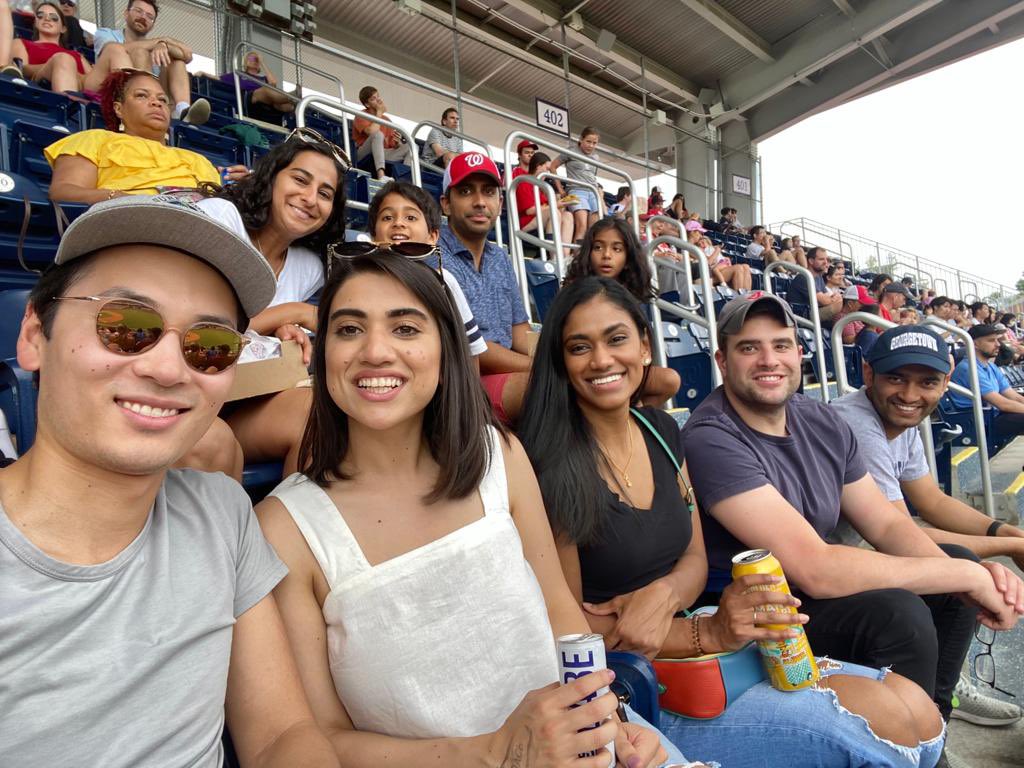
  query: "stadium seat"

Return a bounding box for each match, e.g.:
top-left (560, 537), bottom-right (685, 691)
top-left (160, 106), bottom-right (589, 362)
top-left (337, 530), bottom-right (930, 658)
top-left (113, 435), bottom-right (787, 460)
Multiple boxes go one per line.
top-left (170, 123), bottom-right (246, 169)
top-left (0, 289), bottom-right (36, 452)
top-left (0, 78), bottom-right (79, 129)
top-left (936, 394), bottom-right (999, 455)
top-left (0, 172), bottom-right (63, 274)
top-left (9, 120), bottom-right (69, 190)
top-left (607, 651), bottom-right (660, 728)
top-left (524, 258), bottom-right (558, 322)
top-left (663, 322), bottom-right (713, 410)
top-left (241, 462), bottom-right (285, 503)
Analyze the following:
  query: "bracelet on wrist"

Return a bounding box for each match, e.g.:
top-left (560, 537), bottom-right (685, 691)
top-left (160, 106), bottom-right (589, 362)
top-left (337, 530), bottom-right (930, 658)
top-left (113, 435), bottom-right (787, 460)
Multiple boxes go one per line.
top-left (987, 520), bottom-right (1005, 537)
top-left (690, 615), bottom-right (705, 656)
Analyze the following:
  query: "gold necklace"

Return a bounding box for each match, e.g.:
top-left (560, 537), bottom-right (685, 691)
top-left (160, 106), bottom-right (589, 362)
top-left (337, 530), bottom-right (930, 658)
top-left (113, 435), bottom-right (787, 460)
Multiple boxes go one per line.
top-left (254, 235), bottom-right (285, 280)
top-left (598, 421), bottom-right (635, 488)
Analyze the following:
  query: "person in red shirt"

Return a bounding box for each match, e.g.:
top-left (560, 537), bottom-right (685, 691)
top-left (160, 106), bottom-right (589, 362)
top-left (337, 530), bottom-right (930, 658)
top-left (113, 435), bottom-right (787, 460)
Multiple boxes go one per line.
top-left (11, 1), bottom-right (98, 93)
top-left (352, 85), bottom-right (411, 180)
top-left (879, 282), bottom-right (912, 322)
top-left (513, 151), bottom-right (573, 256)
top-left (510, 139), bottom-right (537, 179)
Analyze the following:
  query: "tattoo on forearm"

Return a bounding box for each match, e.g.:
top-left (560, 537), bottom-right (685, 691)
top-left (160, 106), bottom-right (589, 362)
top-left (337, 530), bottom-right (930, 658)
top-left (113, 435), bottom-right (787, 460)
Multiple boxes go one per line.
top-left (500, 734), bottom-right (531, 768)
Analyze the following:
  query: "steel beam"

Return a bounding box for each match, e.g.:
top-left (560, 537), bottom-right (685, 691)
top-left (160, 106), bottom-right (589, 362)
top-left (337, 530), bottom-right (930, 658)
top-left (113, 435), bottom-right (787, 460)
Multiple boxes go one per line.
top-left (675, 0), bottom-right (774, 63)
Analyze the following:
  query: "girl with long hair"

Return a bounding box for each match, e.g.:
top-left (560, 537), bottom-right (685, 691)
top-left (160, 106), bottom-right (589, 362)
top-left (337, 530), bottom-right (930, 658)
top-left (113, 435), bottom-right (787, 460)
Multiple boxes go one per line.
top-left (550, 126), bottom-right (603, 241)
top-left (518, 276), bottom-right (945, 768)
top-left (254, 254), bottom-right (691, 768)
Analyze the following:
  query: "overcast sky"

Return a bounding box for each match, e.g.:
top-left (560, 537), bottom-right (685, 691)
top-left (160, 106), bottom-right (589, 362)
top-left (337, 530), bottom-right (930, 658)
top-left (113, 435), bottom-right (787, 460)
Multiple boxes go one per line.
top-left (758, 35), bottom-right (1024, 294)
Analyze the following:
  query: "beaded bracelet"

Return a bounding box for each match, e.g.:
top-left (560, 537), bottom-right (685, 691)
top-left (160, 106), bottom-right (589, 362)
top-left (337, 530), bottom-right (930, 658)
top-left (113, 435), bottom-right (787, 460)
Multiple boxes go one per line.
top-left (690, 615), bottom-right (705, 656)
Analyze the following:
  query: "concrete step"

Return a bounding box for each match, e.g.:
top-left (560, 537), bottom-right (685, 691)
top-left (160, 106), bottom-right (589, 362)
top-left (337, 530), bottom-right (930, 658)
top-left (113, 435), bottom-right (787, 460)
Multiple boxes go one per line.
top-left (951, 447), bottom-right (980, 501)
top-left (964, 436), bottom-right (1024, 525)
top-left (666, 407), bottom-right (690, 430)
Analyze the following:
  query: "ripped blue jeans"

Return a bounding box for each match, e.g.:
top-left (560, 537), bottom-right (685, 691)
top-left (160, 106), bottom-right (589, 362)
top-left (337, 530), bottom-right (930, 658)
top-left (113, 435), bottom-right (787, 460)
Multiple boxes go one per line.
top-left (656, 659), bottom-right (945, 768)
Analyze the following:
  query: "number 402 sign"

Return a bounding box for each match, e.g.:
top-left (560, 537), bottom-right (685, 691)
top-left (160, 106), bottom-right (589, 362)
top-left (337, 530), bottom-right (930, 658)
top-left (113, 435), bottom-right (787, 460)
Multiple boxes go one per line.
top-left (535, 98), bottom-right (570, 138)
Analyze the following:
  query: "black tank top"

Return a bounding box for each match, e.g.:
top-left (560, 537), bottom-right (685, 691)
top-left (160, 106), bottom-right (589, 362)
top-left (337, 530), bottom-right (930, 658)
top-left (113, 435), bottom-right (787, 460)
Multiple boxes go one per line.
top-left (578, 407), bottom-right (693, 604)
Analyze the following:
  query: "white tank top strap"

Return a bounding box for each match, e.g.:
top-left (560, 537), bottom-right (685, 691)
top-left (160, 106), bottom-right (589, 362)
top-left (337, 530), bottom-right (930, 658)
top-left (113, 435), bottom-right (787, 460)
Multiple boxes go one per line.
top-left (478, 426), bottom-right (510, 518)
top-left (269, 473), bottom-right (369, 588)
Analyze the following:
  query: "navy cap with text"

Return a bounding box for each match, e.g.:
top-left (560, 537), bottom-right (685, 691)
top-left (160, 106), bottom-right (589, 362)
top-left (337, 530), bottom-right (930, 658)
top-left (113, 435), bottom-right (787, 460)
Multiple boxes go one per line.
top-left (865, 325), bottom-right (951, 374)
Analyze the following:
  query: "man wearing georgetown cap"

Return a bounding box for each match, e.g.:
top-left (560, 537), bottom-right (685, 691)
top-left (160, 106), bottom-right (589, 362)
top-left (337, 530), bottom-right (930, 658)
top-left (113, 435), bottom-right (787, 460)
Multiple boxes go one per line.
top-left (682, 294), bottom-right (1022, 734)
top-left (832, 325), bottom-right (1024, 728)
top-left (0, 196), bottom-right (338, 767)
top-left (432, 151), bottom-right (532, 422)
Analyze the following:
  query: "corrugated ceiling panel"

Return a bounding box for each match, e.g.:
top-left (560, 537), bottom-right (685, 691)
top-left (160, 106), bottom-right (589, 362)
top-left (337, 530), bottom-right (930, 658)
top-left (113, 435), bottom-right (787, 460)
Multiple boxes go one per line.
top-left (718, 0), bottom-right (834, 45)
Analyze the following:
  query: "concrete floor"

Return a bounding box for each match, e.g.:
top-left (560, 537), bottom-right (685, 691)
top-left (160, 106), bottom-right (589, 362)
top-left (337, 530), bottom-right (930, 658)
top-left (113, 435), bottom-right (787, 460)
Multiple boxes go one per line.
top-left (945, 555), bottom-right (1024, 766)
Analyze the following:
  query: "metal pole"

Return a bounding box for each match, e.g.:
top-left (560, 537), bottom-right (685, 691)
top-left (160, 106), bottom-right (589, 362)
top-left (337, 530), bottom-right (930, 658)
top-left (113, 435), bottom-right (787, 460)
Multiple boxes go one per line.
top-left (763, 261), bottom-right (830, 403)
top-left (451, 0), bottom-right (463, 124)
top-left (641, 55), bottom-right (649, 199)
top-left (923, 317), bottom-right (995, 518)
top-left (561, 23), bottom-right (571, 122)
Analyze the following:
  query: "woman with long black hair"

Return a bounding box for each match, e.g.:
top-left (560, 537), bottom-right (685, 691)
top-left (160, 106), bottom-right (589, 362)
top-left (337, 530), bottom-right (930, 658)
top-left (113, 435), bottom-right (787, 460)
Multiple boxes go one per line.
top-left (518, 276), bottom-right (946, 768)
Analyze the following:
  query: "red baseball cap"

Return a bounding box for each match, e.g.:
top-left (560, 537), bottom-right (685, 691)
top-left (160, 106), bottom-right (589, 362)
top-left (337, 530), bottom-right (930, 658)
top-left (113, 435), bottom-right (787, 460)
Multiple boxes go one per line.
top-left (516, 139), bottom-right (539, 153)
top-left (443, 151), bottom-right (502, 194)
top-left (856, 285), bottom-right (877, 305)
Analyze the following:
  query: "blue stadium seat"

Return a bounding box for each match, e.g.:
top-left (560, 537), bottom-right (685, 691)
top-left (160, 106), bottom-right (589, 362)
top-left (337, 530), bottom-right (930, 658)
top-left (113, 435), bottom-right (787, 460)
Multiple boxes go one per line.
top-left (11, 11), bottom-right (33, 39)
top-left (10, 120), bottom-right (69, 190)
top-left (0, 172), bottom-right (63, 273)
top-left (607, 651), bottom-right (660, 728)
top-left (663, 322), bottom-right (713, 409)
top-left (523, 258), bottom-right (558, 322)
top-left (170, 123), bottom-right (245, 169)
top-left (0, 289), bottom-right (36, 452)
top-left (242, 461), bottom-right (285, 503)
top-left (0, 78), bottom-right (79, 128)
top-left (936, 394), bottom-right (998, 455)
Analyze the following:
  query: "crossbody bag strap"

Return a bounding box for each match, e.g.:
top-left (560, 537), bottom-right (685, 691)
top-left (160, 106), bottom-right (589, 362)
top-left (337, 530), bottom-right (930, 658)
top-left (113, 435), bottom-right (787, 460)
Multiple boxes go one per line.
top-left (630, 407), bottom-right (695, 514)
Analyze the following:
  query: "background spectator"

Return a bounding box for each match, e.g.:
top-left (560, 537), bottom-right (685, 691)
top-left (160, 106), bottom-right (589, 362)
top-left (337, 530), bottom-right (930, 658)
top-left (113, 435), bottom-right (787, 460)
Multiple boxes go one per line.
top-left (353, 85), bottom-right (411, 179)
top-left (510, 138), bottom-right (536, 178)
top-left (221, 50), bottom-right (294, 121)
top-left (11, 1), bottom-right (94, 93)
top-left (746, 225), bottom-right (775, 261)
top-left (93, 0), bottom-right (209, 124)
top-left (513, 151), bottom-right (572, 256)
top-left (607, 185), bottom-right (631, 220)
top-left (667, 193), bottom-right (686, 220)
top-left (421, 106), bottom-right (463, 168)
top-left (550, 126), bottom-right (603, 242)
top-left (58, 0), bottom-right (91, 48)
top-left (880, 282), bottom-right (913, 322)
top-left (868, 272), bottom-right (893, 302)
top-left (786, 246), bottom-right (842, 320)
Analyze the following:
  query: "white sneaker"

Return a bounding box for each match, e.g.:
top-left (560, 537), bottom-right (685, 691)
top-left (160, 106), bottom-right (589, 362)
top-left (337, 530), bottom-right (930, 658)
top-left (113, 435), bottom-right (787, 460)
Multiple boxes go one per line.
top-left (951, 675), bottom-right (1022, 727)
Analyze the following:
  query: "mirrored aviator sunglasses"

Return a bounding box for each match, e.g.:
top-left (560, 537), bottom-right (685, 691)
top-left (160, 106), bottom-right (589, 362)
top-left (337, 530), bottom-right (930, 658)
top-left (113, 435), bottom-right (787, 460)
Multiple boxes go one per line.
top-left (287, 127), bottom-right (352, 173)
top-left (55, 296), bottom-right (249, 374)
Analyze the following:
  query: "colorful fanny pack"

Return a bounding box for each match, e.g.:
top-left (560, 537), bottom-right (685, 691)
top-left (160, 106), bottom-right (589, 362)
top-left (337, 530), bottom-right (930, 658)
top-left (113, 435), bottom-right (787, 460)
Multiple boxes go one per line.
top-left (630, 409), bottom-right (767, 720)
top-left (653, 640), bottom-right (765, 719)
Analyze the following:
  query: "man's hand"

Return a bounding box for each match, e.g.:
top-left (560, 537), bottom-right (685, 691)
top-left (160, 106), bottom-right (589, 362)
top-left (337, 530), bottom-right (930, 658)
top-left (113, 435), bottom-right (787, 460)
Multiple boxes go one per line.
top-left (614, 720), bottom-right (668, 768)
top-left (964, 562), bottom-right (1023, 630)
top-left (583, 580), bottom-right (677, 659)
top-left (979, 560), bottom-right (1024, 614)
top-left (151, 40), bottom-right (171, 68)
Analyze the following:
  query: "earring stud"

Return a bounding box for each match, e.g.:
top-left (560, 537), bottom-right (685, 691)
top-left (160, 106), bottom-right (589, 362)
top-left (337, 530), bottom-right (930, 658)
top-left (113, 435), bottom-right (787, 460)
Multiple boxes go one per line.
top-left (643, 357), bottom-right (652, 365)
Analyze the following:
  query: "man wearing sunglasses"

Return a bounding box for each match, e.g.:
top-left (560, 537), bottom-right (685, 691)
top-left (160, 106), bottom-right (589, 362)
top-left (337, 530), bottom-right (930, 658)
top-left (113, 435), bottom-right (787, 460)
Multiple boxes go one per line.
top-left (93, 0), bottom-right (210, 125)
top-left (0, 196), bottom-right (338, 767)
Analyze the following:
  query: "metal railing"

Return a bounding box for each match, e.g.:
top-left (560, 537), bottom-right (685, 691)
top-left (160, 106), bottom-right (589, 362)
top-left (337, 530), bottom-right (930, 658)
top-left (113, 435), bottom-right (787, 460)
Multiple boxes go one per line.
top-left (506, 174), bottom-right (566, 316)
top-left (501, 130), bottom-right (662, 364)
top-left (539, 172), bottom-right (606, 219)
top-left (230, 41), bottom-right (348, 148)
top-left (411, 120), bottom-right (494, 175)
top-left (649, 235), bottom-right (722, 388)
top-left (762, 261), bottom-right (830, 403)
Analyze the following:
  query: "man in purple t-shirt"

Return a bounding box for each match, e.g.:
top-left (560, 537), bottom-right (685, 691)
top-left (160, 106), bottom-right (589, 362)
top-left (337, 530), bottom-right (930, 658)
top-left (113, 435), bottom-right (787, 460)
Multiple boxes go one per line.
top-left (682, 292), bottom-right (1023, 723)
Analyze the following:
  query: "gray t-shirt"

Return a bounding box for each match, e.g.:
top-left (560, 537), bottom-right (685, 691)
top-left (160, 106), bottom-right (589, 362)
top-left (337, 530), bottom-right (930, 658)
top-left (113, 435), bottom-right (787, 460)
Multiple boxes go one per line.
top-left (682, 387), bottom-right (867, 577)
top-left (828, 388), bottom-right (930, 546)
top-left (558, 145), bottom-right (599, 189)
top-left (0, 469), bottom-right (287, 767)
top-left (421, 127), bottom-right (463, 165)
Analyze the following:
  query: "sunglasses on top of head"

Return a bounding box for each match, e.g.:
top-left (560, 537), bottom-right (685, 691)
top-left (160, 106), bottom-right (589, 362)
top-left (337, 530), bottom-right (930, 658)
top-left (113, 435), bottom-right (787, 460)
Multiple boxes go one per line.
top-left (54, 296), bottom-right (249, 374)
top-left (287, 127), bottom-right (352, 174)
top-left (328, 241), bottom-right (444, 284)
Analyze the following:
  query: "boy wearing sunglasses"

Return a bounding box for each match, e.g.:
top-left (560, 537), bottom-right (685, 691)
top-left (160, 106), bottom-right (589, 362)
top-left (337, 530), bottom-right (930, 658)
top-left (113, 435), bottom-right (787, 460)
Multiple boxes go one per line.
top-left (0, 195), bottom-right (338, 767)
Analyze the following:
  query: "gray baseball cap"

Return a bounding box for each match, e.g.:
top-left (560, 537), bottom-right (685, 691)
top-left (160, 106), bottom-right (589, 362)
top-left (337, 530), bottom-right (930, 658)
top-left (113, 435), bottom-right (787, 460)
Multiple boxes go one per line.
top-left (54, 195), bottom-right (277, 319)
top-left (717, 291), bottom-right (797, 336)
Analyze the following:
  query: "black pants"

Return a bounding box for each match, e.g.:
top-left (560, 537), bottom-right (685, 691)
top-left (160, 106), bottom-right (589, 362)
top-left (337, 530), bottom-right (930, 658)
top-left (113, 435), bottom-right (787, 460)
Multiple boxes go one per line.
top-left (792, 544), bottom-right (979, 720)
top-left (994, 411), bottom-right (1024, 443)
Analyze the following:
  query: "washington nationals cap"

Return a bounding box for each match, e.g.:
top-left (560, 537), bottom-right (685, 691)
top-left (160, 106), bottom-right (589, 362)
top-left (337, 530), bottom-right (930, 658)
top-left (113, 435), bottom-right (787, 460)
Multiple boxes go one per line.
top-left (442, 151), bottom-right (502, 194)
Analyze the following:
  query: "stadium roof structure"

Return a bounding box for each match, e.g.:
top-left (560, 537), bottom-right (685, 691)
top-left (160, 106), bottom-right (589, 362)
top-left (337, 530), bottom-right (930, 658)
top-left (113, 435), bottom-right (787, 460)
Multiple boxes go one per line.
top-left (318, 0), bottom-right (1024, 159)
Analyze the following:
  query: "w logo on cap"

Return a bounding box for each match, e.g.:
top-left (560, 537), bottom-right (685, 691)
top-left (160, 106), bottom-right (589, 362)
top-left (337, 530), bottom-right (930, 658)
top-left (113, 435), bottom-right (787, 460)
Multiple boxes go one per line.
top-left (464, 153), bottom-right (485, 168)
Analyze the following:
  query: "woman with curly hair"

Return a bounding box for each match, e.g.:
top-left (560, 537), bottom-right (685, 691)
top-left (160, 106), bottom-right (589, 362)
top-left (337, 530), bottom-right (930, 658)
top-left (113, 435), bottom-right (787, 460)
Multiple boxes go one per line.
top-left (198, 132), bottom-right (349, 349)
top-left (45, 69), bottom-right (246, 204)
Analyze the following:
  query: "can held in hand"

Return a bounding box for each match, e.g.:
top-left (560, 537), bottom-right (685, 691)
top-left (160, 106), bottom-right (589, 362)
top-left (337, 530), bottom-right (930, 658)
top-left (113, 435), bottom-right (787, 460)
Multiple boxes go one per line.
top-left (557, 633), bottom-right (615, 767)
top-left (731, 548), bottom-right (820, 691)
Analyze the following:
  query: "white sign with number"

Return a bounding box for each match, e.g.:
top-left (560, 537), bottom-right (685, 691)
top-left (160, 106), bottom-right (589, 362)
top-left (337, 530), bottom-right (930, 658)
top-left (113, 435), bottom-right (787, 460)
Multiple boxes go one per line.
top-left (535, 98), bottom-right (570, 138)
top-left (732, 174), bottom-right (752, 196)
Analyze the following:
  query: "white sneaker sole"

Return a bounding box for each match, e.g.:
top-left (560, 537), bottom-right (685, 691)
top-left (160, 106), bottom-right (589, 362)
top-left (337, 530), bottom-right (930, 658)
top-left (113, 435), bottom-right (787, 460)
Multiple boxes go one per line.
top-left (950, 707), bottom-right (1022, 727)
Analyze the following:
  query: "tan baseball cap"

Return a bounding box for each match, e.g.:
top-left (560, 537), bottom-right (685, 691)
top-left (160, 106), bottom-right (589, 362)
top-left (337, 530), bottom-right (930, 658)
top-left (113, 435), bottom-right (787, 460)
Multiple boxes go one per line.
top-left (54, 194), bottom-right (277, 319)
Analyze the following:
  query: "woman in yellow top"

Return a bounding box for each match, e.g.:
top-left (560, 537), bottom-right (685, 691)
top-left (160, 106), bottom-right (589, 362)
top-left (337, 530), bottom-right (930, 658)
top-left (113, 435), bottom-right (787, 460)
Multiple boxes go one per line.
top-left (45, 69), bottom-right (247, 204)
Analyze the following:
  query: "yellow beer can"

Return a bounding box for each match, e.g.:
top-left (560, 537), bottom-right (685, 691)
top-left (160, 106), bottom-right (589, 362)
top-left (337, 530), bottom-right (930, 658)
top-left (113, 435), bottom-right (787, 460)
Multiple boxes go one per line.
top-left (731, 548), bottom-right (820, 691)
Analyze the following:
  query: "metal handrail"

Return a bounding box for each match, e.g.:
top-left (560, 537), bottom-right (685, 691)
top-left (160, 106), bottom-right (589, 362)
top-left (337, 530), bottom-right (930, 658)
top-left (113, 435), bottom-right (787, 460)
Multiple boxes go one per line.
top-left (921, 316), bottom-right (994, 518)
top-left (762, 261), bottom-right (830, 403)
top-left (649, 235), bottom-right (721, 388)
top-left (411, 120), bottom-right (493, 173)
top-left (501, 130), bottom-right (658, 364)
top-left (827, 312), bottom-right (940, 477)
top-left (934, 278), bottom-right (949, 296)
top-left (646, 214), bottom-right (692, 304)
top-left (506, 174), bottom-right (566, 308)
top-left (231, 42), bottom-right (347, 148)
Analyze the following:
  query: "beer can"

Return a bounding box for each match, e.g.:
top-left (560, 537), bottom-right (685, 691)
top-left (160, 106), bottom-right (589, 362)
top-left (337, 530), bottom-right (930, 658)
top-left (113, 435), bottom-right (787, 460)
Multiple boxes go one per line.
top-left (557, 633), bottom-right (615, 767)
top-left (731, 548), bottom-right (820, 691)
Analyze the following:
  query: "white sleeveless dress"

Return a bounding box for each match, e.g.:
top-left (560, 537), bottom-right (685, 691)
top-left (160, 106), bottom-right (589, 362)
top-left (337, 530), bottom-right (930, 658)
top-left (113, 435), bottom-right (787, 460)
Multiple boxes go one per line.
top-left (270, 427), bottom-right (559, 739)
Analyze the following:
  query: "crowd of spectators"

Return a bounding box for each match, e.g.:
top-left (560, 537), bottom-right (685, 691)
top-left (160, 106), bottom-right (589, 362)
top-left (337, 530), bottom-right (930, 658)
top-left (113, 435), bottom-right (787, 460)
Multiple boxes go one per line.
top-left (4, 9), bottom-right (1024, 764)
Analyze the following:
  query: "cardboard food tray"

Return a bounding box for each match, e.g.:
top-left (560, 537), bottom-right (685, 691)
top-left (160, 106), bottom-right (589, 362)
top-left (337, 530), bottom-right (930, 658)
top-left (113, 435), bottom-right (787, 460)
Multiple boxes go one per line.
top-left (226, 340), bottom-right (310, 402)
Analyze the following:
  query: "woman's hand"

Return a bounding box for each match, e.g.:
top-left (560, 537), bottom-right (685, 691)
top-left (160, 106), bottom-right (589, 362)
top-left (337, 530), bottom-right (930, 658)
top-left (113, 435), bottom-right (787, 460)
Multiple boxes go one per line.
top-left (700, 573), bottom-right (808, 655)
top-left (583, 579), bottom-right (678, 659)
top-left (273, 323), bottom-right (312, 365)
top-left (615, 720), bottom-right (668, 768)
top-left (219, 164), bottom-right (251, 183)
top-left (493, 671), bottom-right (619, 767)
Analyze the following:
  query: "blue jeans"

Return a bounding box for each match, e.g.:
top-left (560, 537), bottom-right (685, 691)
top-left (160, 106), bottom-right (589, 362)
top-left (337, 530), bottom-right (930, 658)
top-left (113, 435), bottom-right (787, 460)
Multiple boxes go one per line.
top-left (656, 660), bottom-right (945, 768)
top-left (567, 186), bottom-right (600, 213)
top-left (622, 704), bottom-right (705, 768)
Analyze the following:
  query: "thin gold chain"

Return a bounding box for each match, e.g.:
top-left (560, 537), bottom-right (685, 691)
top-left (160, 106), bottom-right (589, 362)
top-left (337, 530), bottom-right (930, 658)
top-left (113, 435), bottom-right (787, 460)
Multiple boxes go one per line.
top-left (597, 421), bottom-right (635, 488)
